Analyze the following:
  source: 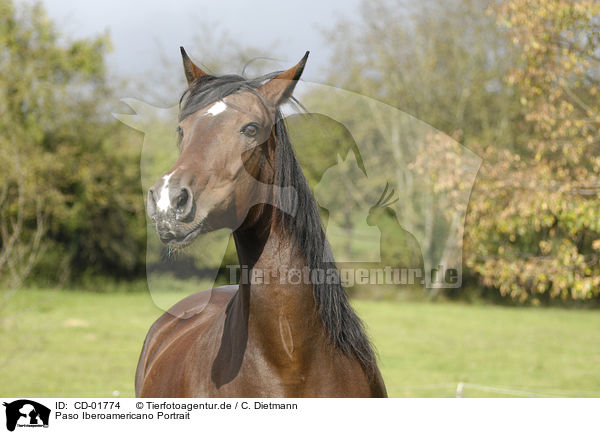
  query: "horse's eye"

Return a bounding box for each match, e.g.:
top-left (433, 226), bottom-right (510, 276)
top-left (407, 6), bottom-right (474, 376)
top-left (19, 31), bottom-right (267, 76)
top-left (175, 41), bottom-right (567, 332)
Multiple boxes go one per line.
top-left (176, 126), bottom-right (184, 138)
top-left (241, 123), bottom-right (259, 138)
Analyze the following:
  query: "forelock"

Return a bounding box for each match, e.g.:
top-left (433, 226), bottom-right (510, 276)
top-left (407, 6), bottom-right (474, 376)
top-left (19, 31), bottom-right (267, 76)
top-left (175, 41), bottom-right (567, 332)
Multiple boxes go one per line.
top-left (179, 72), bottom-right (279, 122)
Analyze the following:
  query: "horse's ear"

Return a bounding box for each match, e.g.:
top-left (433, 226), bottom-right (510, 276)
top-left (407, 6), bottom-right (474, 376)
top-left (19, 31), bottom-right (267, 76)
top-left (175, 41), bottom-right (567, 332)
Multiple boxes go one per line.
top-left (180, 46), bottom-right (207, 85)
top-left (258, 51), bottom-right (309, 107)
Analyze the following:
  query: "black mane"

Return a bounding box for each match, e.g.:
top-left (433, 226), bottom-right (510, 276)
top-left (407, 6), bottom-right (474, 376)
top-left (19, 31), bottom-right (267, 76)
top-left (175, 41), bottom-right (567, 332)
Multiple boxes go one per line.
top-left (180, 73), bottom-right (377, 376)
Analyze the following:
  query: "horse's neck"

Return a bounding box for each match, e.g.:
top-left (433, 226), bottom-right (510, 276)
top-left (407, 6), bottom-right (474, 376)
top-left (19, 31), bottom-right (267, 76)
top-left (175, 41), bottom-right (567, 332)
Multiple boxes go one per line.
top-left (231, 216), bottom-right (322, 363)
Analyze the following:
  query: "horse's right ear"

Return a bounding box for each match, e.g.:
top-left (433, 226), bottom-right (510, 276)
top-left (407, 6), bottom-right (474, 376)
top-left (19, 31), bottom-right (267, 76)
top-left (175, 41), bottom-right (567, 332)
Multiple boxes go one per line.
top-left (180, 47), bottom-right (207, 86)
top-left (258, 51), bottom-right (309, 108)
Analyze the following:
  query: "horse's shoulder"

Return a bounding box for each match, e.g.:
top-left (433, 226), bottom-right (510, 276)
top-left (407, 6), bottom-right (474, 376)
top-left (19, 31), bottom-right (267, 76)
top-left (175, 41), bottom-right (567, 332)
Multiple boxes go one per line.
top-left (137, 285), bottom-right (238, 385)
top-left (136, 285), bottom-right (238, 395)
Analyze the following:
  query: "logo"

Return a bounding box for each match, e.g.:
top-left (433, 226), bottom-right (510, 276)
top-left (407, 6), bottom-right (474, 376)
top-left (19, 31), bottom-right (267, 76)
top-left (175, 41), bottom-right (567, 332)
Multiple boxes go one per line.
top-left (3, 400), bottom-right (50, 432)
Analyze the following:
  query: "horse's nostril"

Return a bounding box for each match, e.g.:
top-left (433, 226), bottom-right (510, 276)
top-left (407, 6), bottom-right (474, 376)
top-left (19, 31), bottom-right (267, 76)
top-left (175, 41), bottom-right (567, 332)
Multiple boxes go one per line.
top-left (176, 188), bottom-right (189, 209)
top-left (174, 187), bottom-right (193, 220)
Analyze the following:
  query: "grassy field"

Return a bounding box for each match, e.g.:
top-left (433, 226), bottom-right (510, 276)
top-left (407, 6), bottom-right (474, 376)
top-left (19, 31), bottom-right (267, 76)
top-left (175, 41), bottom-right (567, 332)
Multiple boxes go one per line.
top-left (1, 287), bottom-right (599, 397)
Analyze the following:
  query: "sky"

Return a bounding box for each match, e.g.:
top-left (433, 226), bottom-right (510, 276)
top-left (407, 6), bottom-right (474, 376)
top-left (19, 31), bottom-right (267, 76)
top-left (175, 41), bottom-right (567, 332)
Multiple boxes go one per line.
top-left (39, 0), bottom-right (363, 92)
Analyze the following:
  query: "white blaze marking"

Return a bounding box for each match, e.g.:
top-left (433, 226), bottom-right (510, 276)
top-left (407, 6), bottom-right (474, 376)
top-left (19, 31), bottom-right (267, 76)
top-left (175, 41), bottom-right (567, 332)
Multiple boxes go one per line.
top-left (205, 100), bottom-right (227, 116)
top-left (156, 172), bottom-right (174, 212)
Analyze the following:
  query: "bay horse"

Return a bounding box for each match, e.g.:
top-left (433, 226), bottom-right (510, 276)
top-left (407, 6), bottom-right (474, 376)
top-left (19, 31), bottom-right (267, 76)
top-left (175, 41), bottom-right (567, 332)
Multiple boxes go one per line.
top-left (135, 47), bottom-right (387, 397)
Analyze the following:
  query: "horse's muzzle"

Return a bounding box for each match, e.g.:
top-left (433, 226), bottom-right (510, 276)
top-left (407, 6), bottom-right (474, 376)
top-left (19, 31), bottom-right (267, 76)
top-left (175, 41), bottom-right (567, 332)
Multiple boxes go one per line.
top-left (147, 176), bottom-right (194, 222)
top-left (147, 174), bottom-right (198, 246)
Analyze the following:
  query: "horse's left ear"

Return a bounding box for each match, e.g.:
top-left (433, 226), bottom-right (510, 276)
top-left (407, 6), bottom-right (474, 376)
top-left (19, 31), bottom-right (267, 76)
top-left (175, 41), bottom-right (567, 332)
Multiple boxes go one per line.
top-left (258, 51), bottom-right (309, 107)
top-left (181, 46), bottom-right (208, 85)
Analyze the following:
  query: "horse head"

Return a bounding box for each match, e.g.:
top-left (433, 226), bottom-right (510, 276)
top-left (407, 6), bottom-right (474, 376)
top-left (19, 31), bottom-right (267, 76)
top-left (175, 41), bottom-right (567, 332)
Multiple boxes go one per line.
top-left (147, 48), bottom-right (308, 248)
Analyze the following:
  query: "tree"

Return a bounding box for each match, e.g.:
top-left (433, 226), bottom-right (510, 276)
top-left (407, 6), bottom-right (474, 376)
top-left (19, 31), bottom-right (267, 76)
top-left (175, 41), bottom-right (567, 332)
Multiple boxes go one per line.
top-left (464, 0), bottom-right (600, 301)
top-left (315, 0), bottom-right (519, 296)
top-left (0, 0), bottom-right (146, 290)
top-left (322, 0), bottom-right (600, 301)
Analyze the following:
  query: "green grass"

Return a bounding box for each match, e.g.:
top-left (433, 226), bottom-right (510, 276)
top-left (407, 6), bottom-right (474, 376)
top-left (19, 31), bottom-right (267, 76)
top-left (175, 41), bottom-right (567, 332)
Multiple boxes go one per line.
top-left (360, 301), bottom-right (600, 397)
top-left (1, 287), bottom-right (599, 397)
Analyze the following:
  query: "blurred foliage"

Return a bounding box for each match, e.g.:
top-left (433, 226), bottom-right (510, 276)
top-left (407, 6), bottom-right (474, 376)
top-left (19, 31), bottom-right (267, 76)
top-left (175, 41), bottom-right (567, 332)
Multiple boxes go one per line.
top-left (466, 0), bottom-right (600, 302)
top-left (316, 0), bottom-right (506, 297)
top-left (0, 0), bottom-right (145, 285)
top-left (2, 0), bottom-right (600, 304)
top-left (324, 0), bottom-right (521, 150)
top-left (323, 0), bottom-right (600, 302)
